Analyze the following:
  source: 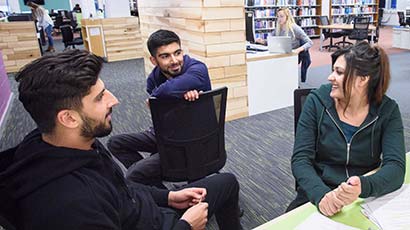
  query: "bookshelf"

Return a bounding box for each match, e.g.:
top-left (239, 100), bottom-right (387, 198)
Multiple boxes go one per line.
top-left (329, 0), bottom-right (379, 24)
top-left (245, 0), bottom-right (322, 39)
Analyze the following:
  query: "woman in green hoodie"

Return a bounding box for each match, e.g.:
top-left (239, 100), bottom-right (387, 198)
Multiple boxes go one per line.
top-left (289, 41), bottom-right (405, 216)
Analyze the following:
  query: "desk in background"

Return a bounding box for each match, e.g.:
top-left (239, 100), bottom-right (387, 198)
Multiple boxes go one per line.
top-left (393, 27), bottom-right (410, 50)
top-left (253, 152), bottom-right (410, 230)
top-left (318, 24), bottom-right (377, 51)
top-left (246, 52), bottom-right (298, 116)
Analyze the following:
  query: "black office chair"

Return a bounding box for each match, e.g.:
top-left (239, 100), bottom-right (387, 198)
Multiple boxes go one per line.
top-left (0, 146), bottom-right (18, 230)
top-left (348, 16), bottom-right (370, 42)
top-left (293, 88), bottom-right (315, 134)
top-left (320, 16), bottom-right (343, 51)
top-left (378, 8), bottom-right (384, 27)
top-left (398, 11), bottom-right (406, 26)
top-left (335, 15), bottom-right (354, 47)
top-left (368, 26), bottom-right (380, 43)
top-left (60, 25), bottom-right (83, 49)
top-left (149, 87), bottom-right (228, 182)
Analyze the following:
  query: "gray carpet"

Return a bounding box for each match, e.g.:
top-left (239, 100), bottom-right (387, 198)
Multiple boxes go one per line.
top-left (1, 44), bottom-right (410, 229)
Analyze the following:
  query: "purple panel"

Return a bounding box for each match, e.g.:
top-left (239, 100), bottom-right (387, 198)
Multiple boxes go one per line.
top-left (0, 50), bottom-right (12, 121)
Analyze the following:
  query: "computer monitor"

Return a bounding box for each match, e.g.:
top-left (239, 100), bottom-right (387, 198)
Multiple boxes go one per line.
top-left (7, 14), bottom-right (32, 21)
top-left (245, 11), bottom-right (255, 43)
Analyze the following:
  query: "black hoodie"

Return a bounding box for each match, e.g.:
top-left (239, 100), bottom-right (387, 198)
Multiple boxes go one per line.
top-left (0, 129), bottom-right (190, 230)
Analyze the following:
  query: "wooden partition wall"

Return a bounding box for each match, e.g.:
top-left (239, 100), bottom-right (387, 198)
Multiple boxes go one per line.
top-left (0, 22), bottom-right (41, 73)
top-left (82, 17), bottom-right (143, 62)
top-left (138, 0), bottom-right (248, 120)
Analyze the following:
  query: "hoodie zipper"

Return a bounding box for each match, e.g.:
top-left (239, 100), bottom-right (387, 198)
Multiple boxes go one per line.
top-left (325, 109), bottom-right (379, 178)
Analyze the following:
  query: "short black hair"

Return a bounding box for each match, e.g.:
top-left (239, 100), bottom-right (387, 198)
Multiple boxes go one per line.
top-left (147, 29), bottom-right (181, 56)
top-left (15, 50), bottom-right (104, 134)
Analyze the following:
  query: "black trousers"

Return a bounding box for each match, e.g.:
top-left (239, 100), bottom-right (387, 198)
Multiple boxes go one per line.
top-left (107, 128), bottom-right (162, 185)
top-left (164, 173), bottom-right (242, 230)
top-left (298, 50), bottom-right (311, 83)
top-left (286, 187), bottom-right (310, 212)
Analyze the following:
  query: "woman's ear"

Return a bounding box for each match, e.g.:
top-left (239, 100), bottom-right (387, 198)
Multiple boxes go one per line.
top-left (360, 75), bottom-right (370, 86)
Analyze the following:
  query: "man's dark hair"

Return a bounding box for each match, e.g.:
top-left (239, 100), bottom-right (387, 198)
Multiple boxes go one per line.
top-left (147, 29), bottom-right (181, 56)
top-left (15, 50), bottom-right (104, 134)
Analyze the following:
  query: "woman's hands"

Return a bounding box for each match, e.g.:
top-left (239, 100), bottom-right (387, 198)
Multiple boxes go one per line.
top-left (319, 176), bottom-right (362, 216)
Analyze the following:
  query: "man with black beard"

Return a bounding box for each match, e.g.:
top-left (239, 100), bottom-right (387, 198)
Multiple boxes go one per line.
top-left (0, 50), bottom-right (242, 230)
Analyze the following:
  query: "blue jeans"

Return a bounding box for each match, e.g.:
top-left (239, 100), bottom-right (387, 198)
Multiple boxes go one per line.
top-left (44, 25), bottom-right (54, 47)
top-left (298, 50), bottom-right (311, 83)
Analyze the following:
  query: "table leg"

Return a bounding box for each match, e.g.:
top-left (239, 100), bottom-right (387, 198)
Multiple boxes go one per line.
top-left (371, 30), bottom-right (375, 45)
top-left (320, 28), bottom-right (323, 51)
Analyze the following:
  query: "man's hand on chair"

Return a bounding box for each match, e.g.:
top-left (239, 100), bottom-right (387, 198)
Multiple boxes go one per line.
top-left (184, 90), bottom-right (200, 101)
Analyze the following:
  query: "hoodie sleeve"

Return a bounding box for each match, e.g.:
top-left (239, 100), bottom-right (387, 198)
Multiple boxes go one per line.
top-left (291, 93), bottom-right (332, 207)
top-left (150, 58), bottom-right (211, 99)
top-left (359, 103), bottom-right (406, 198)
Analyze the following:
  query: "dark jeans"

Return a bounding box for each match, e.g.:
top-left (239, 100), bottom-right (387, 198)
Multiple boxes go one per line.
top-left (286, 187), bottom-right (310, 212)
top-left (164, 173), bottom-right (242, 230)
top-left (108, 128), bottom-right (161, 185)
top-left (298, 50), bottom-right (311, 83)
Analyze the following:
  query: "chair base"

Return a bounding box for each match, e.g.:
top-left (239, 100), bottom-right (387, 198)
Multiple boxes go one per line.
top-left (322, 44), bottom-right (340, 51)
top-left (334, 41), bottom-right (353, 48)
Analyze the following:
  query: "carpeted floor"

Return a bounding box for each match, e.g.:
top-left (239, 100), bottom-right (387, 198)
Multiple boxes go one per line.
top-left (1, 44), bottom-right (409, 229)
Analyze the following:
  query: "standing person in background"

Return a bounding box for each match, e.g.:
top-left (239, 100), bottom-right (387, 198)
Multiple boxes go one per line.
top-left (72, 4), bottom-right (82, 13)
top-left (257, 8), bottom-right (313, 84)
top-left (27, 1), bottom-right (55, 52)
top-left (289, 41), bottom-right (405, 216)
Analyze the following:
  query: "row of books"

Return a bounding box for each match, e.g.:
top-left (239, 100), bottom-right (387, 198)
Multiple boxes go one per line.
top-left (331, 15), bottom-right (374, 23)
top-left (331, 6), bottom-right (376, 14)
top-left (253, 8), bottom-right (317, 18)
top-left (331, 0), bottom-right (375, 4)
top-left (254, 9), bottom-right (276, 18)
top-left (255, 17), bottom-right (317, 28)
top-left (255, 27), bottom-right (317, 39)
top-left (287, 8), bottom-right (317, 16)
top-left (255, 20), bottom-right (276, 29)
top-left (246, 0), bottom-right (317, 6)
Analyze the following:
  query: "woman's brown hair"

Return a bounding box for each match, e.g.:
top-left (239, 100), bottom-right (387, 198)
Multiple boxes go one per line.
top-left (331, 41), bottom-right (390, 108)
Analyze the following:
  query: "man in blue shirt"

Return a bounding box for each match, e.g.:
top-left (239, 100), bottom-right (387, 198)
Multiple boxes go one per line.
top-left (108, 30), bottom-right (212, 186)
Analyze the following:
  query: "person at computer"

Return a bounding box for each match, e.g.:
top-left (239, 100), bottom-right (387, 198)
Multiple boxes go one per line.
top-left (289, 41), bottom-right (405, 216)
top-left (27, 1), bottom-right (55, 52)
top-left (107, 29), bottom-right (212, 186)
top-left (0, 49), bottom-right (242, 229)
top-left (256, 8), bottom-right (313, 83)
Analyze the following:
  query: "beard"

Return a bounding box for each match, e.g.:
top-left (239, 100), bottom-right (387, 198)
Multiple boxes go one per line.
top-left (79, 110), bottom-right (113, 138)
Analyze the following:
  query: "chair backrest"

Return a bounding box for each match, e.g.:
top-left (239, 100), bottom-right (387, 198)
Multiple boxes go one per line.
top-left (60, 25), bottom-right (74, 43)
top-left (319, 16), bottom-right (330, 34)
top-left (293, 88), bottom-right (314, 134)
top-left (398, 11), bottom-right (406, 26)
top-left (149, 87), bottom-right (228, 182)
top-left (349, 16), bottom-right (370, 41)
top-left (353, 16), bottom-right (370, 30)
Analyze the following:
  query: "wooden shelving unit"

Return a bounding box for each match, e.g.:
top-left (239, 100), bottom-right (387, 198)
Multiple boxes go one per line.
top-left (329, 0), bottom-right (379, 24)
top-left (245, 0), bottom-right (322, 39)
top-left (81, 17), bottom-right (143, 62)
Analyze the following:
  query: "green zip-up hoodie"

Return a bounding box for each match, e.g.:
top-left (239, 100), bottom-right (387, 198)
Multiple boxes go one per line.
top-left (292, 83), bottom-right (405, 207)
